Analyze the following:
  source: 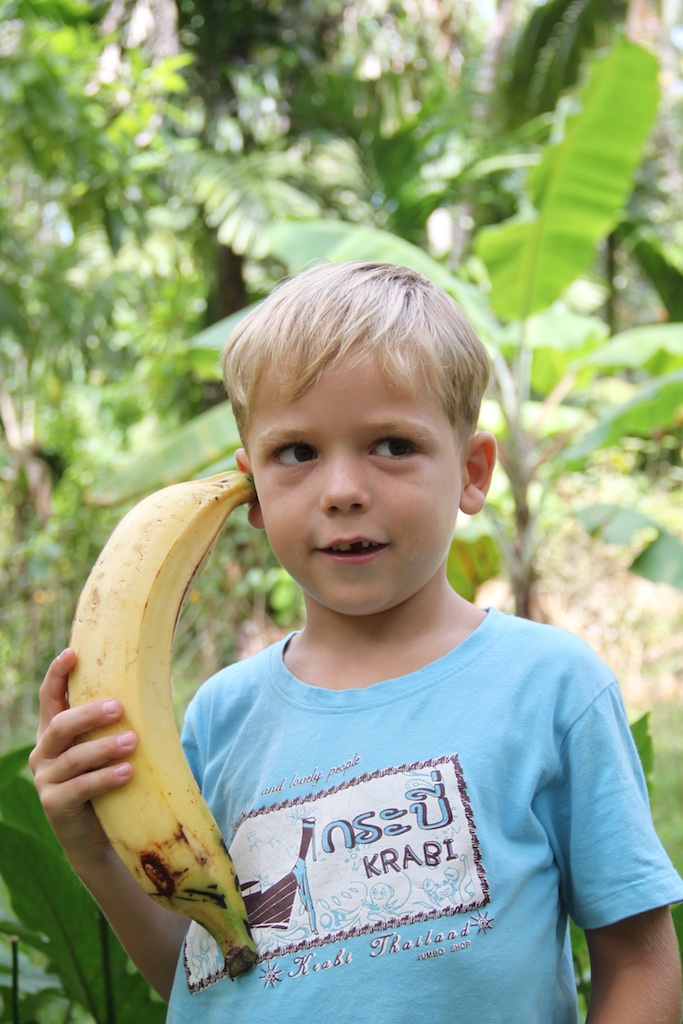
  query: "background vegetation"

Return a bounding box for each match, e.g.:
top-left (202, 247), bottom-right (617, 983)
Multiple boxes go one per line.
top-left (0, 0), bottom-right (681, 1020)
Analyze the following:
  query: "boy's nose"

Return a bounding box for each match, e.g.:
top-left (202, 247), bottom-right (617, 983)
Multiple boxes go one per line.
top-left (320, 456), bottom-right (370, 514)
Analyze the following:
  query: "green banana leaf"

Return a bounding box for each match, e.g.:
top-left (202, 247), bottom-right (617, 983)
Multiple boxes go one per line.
top-left (88, 401), bottom-right (242, 506)
top-left (620, 222), bottom-right (683, 322)
top-left (576, 504), bottom-right (654, 545)
top-left (496, 307), bottom-right (609, 395)
top-left (629, 713), bottom-right (654, 794)
top-left (577, 504), bottom-right (683, 594)
top-left (186, 301), bottom-right (262, 353)
top-left (560, 369), bottom-right (683, 469)
top-left (0, 751), bottom-right (165, 1024)
top-left (476, 39), bottom-right (660, 321)
top-left (576, 323), bottom-right (683, 376)
top-left (268, 219), bottom-right (502, 344)
top-left (631, 532), bottom-right (683, 593)
top-left (446, 521), bottom-right (501, 602)
top-left (0, 936), bottom-right (62, 1001)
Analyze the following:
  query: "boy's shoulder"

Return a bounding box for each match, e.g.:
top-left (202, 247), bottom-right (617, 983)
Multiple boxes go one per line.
top-left (474, 608), bottom-right (618, 713)
top-left (486, 607), bottom-right (611, 665)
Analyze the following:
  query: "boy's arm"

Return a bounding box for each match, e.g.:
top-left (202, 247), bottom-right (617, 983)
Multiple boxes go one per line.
top-left (74, 845), bottom-right (187, 1001)
top-left (585, 906), bottom-right (682, 1024)
top-left (30, 649), bottom-right (187, 1002)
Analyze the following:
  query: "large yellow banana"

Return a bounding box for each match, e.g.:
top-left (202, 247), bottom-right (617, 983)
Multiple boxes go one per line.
top-left (68, 470), bottom-right (257, 978)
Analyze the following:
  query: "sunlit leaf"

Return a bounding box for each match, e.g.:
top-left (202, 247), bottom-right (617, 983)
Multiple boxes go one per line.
top-left (630, 533), bottom-right (683, 593)
top-left (446, 521), bottom-right (501, 602)
top-left (0, 772), bottom-right (165, 1024)
top-left (576, 504), bottom-right (654, 545)
top-left (477, 40), bottom-right (659, 320)
top-left (184, 149), bottom-right (321, 258)
top-left (561, 370), bottom-right (683, 468)
top-left (577, 503), bottom-right (683, 594)
top-left (620, 222), bottom-right (683, 321)
top-left (185, 303), bottom-right (261, 353)
top-left (630, 713), bottom-right (654, 792)
top-left (497, 307), bottom-right (609, 394)
top-left (88, 402), bottom-right (242, 505)
top-left (577, 323), bottom-right (683, 375)
top-left (269, 219), bottom-right (501, 343)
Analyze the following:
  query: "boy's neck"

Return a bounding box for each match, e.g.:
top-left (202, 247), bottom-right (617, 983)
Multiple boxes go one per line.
top-left (283, 585), bottom-right (486, 690)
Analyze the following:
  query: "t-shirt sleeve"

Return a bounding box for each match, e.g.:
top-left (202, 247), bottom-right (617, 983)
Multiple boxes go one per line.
top-left (534, 681), bottom-right (683, 930)
top-left (180, 690), bottom-right (206, 788)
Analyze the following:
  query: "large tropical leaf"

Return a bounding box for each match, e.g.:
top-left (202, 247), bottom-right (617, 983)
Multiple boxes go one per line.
top-left (88, 402), bottom-right (242, 505)
top-left (502, 0), bottom-right (624, 124)
top-left (446, 521), bottom-right (501, 602)
top-left (560, 368), bottom-right (683, 468)
top-left (577, 504), bottom-right (683, 593)
top-left (186, 302), bottom-right (261, 353)
top-left (477, 39), bottom-right (660, 321)
top-left (268, 219), bottom-right (501, 343)
top-left (631, 532), bottom-right (683, 593)
top-left (178, 148), bottom-right (327, 259)
top-left (619, 222), bottom-right (683, 321)
top-left (577, 323), bottom-right (683, 375)
top-left (496, 307), bottom-right (610, 395)
top-left (0, 754), bottom-right (165, 1024)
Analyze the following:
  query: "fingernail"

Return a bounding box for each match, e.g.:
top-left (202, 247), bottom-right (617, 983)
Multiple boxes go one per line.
top-left (117, 731), bottom-right (136, 750)
top-left (102, 700), bottom-right (121, 716)
top-left (113, 763), bottom-right (132, 778)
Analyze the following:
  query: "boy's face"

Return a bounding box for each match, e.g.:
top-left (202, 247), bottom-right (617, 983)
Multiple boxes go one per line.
top-left (237, 355), bottom-right (495, 626)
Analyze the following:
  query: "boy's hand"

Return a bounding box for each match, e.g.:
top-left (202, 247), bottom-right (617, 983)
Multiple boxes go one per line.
top-left (29, 649), bottom-right (137, 871)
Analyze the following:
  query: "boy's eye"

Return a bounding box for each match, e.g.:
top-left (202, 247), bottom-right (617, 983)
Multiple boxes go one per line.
top-left (374, 437), bottom-right (415, 458)
top-left (276, 443), bottom-right (317, 464)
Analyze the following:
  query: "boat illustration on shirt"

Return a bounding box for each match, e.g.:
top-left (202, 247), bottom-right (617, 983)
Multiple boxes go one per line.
top-left (240, 816), bottom-right (317, 933)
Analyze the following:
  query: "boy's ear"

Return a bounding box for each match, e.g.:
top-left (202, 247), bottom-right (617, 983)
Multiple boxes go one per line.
top-left (235, 447), bottom-right (251, 474)
top-left (236, 447), bottom-right (265, 529)
top-left (459, 432), bottom-right (497, 516)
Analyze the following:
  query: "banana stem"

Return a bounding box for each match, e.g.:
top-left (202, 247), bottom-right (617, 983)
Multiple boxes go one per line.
top-left (10, 935), bottom-right (19, 1024)
top-left (98, 911), bottom-right (117, 1024)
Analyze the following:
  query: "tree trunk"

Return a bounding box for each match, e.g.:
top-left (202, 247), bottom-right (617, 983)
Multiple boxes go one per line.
top-left (217, 246), bottom-right (247, 319)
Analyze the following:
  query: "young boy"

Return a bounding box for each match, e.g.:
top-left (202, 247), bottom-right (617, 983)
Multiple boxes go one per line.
top-left (31, 262), bottom-right (682, 1022)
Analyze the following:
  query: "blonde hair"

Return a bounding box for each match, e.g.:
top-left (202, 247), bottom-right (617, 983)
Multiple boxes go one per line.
top-left (221, 261), bottom-right (490, 438)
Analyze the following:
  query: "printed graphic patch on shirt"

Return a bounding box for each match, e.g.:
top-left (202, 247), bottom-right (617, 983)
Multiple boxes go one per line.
top-left (183, 754), bottom-right (488, 992)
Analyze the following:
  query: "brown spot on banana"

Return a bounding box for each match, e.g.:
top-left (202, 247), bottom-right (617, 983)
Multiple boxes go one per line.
top-left (141, 853), bottom-right (176, 897)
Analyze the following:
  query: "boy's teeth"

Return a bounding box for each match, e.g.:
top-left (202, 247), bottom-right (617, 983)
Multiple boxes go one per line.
top-left (330, 541), bottom-right (376, 552)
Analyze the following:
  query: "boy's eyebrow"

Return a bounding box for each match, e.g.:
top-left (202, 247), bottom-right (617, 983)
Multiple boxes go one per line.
top-left (252, 418), bottom-right (442, 450)
top-left (364, 418), bottom-right (440, 440)
top-left (251, 427), bottom-right (308, 451)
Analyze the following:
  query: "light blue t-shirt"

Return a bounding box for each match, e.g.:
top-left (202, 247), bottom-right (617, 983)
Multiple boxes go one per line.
top-left (168, 608), bottom-right (683, 1023)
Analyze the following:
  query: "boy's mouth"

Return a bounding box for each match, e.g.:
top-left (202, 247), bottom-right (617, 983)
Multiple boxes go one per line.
top-left (324, 540), bottom-right (386, 554)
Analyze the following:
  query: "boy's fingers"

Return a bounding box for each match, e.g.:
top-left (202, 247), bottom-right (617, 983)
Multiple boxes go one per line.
top-left (45, 730), bottom-right (137, 786)
top-left (36, 648), bottom-right (77, 735)
top-left (33, 698), bottom-right (126, 764)
top-left (32, 649), bottom-right (129, 781)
